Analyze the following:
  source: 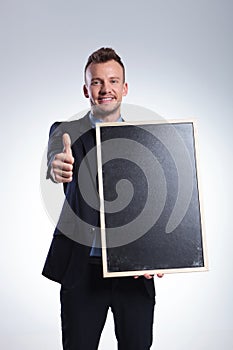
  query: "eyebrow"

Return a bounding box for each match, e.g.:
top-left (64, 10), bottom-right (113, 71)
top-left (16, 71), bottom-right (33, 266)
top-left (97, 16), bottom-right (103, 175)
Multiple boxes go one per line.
top-left (91, 76), bottom-right (121, 81)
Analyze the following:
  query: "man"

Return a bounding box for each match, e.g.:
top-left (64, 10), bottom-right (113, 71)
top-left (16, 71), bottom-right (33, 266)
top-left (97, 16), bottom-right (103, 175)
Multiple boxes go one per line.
top-left (42, 47), bottom-right (163, 350)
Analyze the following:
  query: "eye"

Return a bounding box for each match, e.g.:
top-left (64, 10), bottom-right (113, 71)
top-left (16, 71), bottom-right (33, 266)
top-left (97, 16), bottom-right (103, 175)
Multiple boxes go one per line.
top-left (91, 80), bottom-right (101, 85)
top-left (111, 79), bottom-right (118, 84)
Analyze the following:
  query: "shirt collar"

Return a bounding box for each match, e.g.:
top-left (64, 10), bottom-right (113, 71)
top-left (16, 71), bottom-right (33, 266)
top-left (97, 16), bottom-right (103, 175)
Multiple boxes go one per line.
top-left (89, 112), bottom-right (123, 129)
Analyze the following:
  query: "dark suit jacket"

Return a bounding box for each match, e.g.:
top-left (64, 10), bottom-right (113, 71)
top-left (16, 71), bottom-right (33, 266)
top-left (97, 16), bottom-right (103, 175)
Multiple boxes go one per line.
top-left (42, 113), bottom-right (100, 286)
top-left (42, 113), bottom-right (155, 298)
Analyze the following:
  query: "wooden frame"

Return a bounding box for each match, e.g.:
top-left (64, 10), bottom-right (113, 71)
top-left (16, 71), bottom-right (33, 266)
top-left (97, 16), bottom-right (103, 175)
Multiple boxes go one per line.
top-left (96, 120), bottom-right (208, 277)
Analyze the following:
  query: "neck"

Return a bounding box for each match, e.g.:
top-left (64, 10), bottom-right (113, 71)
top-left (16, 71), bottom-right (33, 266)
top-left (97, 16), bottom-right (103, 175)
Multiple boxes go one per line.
top-left (91, 103), bottom-right (121, 122)
top-left (95, 114), bottom-right (121, 122)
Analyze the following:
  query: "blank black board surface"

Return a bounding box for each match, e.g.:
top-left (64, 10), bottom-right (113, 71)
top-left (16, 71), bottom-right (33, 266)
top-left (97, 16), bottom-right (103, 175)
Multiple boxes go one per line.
top-left (96, 120), bottom-right (208, 277)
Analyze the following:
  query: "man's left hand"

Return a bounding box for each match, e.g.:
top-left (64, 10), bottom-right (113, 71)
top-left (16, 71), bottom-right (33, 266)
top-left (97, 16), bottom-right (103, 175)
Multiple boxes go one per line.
top-left (134, 273), bottom-right (164, 279)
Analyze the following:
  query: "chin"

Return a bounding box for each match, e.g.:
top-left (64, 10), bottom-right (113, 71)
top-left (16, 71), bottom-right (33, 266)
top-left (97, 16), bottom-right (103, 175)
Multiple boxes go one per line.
top-left (92, 102), bottom-right (121, 118)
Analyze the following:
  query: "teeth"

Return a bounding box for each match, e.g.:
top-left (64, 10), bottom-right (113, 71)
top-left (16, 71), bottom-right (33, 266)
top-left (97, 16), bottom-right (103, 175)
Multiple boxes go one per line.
top-left (100, 97), bottom-right (113, 101)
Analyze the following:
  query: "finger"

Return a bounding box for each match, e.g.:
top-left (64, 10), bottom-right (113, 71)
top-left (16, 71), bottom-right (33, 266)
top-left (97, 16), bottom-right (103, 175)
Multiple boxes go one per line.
top-left (62, 133), bottom-right (72, 155)
top-left (52, 157), bottom-right (73, 170)
top-left (53, 173), bottom-right (73, 183)
top-left (53, 168), bottom-right (73, 179)
top-left (143, 273), bottom-right (153, 279)
top-left (157, 273), bottom-right (164, 278)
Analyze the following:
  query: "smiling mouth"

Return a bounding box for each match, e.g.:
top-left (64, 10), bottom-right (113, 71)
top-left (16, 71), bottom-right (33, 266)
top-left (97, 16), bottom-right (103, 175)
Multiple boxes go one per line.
top-left (98, 97), bottom-right (115, 104)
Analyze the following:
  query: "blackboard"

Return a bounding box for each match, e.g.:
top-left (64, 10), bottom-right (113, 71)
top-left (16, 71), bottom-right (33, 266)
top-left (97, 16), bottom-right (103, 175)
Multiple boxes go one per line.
top-left (96, 120), bottom-right (208, 277)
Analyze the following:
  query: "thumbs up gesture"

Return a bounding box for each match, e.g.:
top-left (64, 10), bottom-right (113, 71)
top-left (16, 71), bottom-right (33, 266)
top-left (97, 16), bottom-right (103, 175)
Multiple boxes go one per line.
top-left (51, 133), bottom-right (74, 183)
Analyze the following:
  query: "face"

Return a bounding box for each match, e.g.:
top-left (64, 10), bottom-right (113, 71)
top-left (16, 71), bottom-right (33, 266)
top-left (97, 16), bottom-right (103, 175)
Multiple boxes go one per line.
top-left (83, 60), bottom-right (128, 121)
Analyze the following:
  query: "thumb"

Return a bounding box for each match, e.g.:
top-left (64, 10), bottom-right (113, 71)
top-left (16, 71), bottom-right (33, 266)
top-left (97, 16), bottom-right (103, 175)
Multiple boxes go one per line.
top-left (62, 133), bottom-right (72, 155)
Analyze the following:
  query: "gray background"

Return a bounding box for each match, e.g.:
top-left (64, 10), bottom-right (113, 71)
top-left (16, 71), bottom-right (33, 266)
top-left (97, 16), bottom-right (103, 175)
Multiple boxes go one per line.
top-left (1, 0), bottom-right (232, 349)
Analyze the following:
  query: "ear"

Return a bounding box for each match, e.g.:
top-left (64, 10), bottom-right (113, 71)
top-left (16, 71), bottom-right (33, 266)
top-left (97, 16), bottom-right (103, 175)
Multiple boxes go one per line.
top-left (83, 85), bottom-right (89, 98)
top-left (122, 82), bottom-right (128, 97)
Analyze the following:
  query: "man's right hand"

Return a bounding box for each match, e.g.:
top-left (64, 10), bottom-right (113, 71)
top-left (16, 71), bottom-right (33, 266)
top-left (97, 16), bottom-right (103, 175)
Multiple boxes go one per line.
top-left (51, 133), bottom-right (74, 183)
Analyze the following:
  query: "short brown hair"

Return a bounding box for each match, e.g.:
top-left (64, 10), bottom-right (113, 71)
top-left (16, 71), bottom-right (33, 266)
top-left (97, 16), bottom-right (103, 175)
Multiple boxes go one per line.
top-left (84, 47), bottom-right (125, 81)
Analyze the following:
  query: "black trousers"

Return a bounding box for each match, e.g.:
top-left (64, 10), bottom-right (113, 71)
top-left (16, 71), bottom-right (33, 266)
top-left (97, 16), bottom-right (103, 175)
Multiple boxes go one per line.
top-left (60, 263), bottom-right (155, 350)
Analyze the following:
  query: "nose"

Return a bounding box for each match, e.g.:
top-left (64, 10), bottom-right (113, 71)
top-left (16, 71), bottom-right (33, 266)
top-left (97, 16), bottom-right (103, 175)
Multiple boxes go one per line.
top-left (100, 81), bottom-right (112, 94)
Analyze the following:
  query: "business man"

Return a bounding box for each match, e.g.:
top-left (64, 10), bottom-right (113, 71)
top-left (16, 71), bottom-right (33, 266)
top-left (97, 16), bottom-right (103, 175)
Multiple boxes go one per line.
top-left (42, 47), bottom-right (163, 350)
